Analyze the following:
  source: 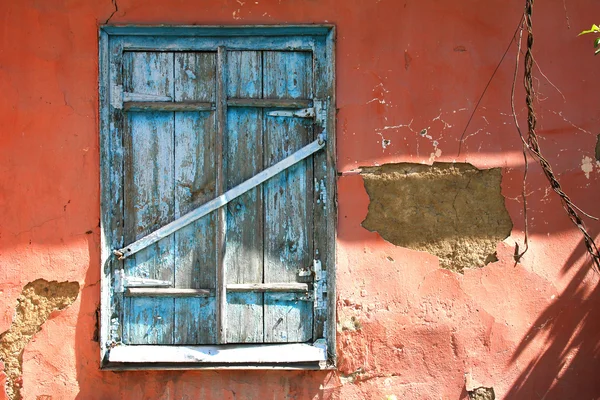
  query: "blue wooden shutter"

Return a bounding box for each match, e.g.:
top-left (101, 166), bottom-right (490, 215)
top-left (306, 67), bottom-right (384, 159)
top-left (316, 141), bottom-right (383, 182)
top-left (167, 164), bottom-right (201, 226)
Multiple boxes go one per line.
top-left (109, 41), bottom-right (329, 348)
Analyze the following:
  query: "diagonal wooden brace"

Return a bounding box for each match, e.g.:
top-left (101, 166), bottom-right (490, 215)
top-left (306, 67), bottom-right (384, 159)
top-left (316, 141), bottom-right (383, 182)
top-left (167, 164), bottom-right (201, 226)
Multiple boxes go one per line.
top-left (114, 134), bottom-right (326, 260)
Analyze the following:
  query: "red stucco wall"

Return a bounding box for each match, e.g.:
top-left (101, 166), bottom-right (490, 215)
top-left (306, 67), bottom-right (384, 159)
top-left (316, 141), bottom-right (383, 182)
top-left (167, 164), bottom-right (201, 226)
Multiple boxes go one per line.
top-left (1, 0), bottom-right (600, 398)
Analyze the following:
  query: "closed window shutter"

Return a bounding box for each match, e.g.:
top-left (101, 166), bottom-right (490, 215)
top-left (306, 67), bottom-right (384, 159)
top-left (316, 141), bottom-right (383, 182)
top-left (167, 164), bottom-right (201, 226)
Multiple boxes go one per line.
top-left (115, 48), bottom-right (324, 345)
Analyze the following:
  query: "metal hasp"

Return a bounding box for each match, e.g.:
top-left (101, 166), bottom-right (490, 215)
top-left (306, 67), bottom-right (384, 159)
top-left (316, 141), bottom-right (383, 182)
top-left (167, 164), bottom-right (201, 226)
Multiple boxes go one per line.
top-left (313, 259), bottom-right (327, 310)
top-left (114, 270), bottom-right (172, 293)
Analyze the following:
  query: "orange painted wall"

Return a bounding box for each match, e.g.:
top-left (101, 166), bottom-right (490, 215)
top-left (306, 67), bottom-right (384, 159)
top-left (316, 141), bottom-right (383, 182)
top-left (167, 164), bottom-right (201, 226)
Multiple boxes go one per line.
top-left (1, 0), bottom-right (600, 398)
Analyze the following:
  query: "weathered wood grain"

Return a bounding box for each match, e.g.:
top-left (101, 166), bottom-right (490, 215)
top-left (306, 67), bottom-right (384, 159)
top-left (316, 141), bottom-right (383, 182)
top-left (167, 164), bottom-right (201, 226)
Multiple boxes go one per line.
top-left (225, 50), bottom-right (264, 343)
top-left (263, 51), bottom-right (314, 343)
top-left (215, 47), bottom-right (228, 344)
top-left (226, 283), bottom-right (308, 292)
top-left (124, 102), bottom-right (214, 112)
top-left (126, 288), bottom-right (213, 297)
top-left (123, 51), bottom-right (175, 344)
top-left (125, 297), bottom-right (174, 345)
top-left (173, 52), bottom-right (218, 344)
top-left (227, 98), bottom-right (311, 108)
top-left (102, 35), bottom-right (126, 348)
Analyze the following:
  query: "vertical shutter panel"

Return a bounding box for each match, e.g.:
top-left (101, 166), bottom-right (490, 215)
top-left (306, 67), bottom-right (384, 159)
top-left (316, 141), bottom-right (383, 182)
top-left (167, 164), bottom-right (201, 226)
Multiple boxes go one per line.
top-left (224, 51), bottom-right (265, 343)
top-left (173, 52), bottom-right (218, 344)
top-left (123, 51), bottom-right (175, 344)
top-left (312, 41), bottom-right (332, 341)
top-left (263, 51), bottom-right (314, 342)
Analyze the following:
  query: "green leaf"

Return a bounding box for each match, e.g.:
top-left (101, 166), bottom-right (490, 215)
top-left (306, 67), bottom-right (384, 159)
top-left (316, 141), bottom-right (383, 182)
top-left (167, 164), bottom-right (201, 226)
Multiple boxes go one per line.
top-left (595, 48), bottom-right (600, 55)
top-left (595, 37), bottom-right (600, 48)
top-left (579, 24), bottom-right (600, 36)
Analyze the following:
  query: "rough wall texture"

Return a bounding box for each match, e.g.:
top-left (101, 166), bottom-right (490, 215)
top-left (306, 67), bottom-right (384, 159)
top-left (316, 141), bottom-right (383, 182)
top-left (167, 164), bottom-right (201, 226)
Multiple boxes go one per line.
top-left (468, 387), bottom-right (495, 400)
top-left (0, 280), bottom-right (79, 400)
top-left (0, 0), bottom-right (599, 399)
top-left (362, 163), bottom-right (513, 273)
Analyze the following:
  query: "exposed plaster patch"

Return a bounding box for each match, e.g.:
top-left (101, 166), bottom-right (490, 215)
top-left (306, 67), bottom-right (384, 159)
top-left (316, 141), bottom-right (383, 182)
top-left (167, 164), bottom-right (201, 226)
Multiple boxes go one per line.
top-left (0, 280), bottom-right (79, 400)
top-left (581, 156), bottom-right (594, 179)
top-left (366, 82), bottom-right (390, 105)
top-left (361, 163), bottom-right (512, 273)
top-left (376, 132), bottom-right (391, 150)
top-left (468, 387), bottom-right (495, 400)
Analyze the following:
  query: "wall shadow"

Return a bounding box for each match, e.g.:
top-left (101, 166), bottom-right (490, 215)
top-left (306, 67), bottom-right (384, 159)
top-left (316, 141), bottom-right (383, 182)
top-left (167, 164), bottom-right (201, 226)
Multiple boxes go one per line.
top-left (506, 228), bottom-right (600, 399)
top-left (73, 234), bottom-right (336, 400)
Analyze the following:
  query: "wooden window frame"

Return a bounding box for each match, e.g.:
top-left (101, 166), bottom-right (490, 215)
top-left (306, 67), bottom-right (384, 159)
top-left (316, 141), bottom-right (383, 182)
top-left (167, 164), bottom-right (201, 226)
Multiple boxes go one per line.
top-left (98, 25), bottom-right (336, 370)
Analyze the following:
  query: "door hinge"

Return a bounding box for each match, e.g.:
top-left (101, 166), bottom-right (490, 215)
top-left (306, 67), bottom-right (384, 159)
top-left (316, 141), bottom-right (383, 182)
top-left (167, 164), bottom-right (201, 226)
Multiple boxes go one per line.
top-left (114, 270), bottom-right (171, 293)
top-left (313, 259), bottom-right (327, 310)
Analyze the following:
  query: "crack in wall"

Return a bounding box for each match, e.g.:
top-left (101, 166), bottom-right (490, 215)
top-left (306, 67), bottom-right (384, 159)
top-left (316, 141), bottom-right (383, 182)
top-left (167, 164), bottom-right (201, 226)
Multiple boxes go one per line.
top-left (361, 163), bottom-right (513, 273)
top-left (0, 280), bottom-right (79, 400)
top-left (104, 0), bottom-right (118, 24)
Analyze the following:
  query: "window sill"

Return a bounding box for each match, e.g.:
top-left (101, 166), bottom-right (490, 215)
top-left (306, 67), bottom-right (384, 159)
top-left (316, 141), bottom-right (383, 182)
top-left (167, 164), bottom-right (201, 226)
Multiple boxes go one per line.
top-left (104, 343), bottom-right (333, 370)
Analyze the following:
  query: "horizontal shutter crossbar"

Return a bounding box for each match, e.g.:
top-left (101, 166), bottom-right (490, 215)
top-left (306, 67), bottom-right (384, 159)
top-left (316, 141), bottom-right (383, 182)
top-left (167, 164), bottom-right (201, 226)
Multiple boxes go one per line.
top-left (124, 101), bottom-right (214, 112)
top-left (227, 98), bottom-right (311, 108)
top-left (125, 288), bottom-right (214, 297)
top-left (122, 99), bottom-right (311, 112)
top-left (226, 283), bottom-right (308, 292)
top-left (114, 136), bottom-right (326, 259)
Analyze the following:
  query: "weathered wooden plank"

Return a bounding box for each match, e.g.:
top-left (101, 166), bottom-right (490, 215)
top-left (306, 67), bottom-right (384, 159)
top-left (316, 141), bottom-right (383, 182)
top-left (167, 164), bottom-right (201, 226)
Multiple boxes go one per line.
top-left (312, 34), bottom-right (336, 359)
top-left (125, 297), bottom-right (174, 345)
top-left (123, 51), bottom-right (175, 345)
top-left (126, 288), bottom-right (213, 297)
top-left (227, 98), bottom-right (311, 108)
top-left (175, 52), bottom-right (216, 102)
top-left (100, 33), bottom-right (126, 353)
top-left (174, 296), bottom-right (216, 344)
top-left (173, 51), bottom-right (218, 345)
top-left (225, 50), bottom-right (264, 343)
top-left (108, 343), bottom-right (327, 364)
top-left (263, 51), bottom-right (314, 343)
top-left (124, 102), bottom-right (214, 112)
top-left (312, 42), bottom-right (329, 342)
top-left (215, 47), bottom-right (228, 344)
top-left (226, 283), bottom-right (308, 292)
top-left (118, 36), bottom-right (317, 54)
